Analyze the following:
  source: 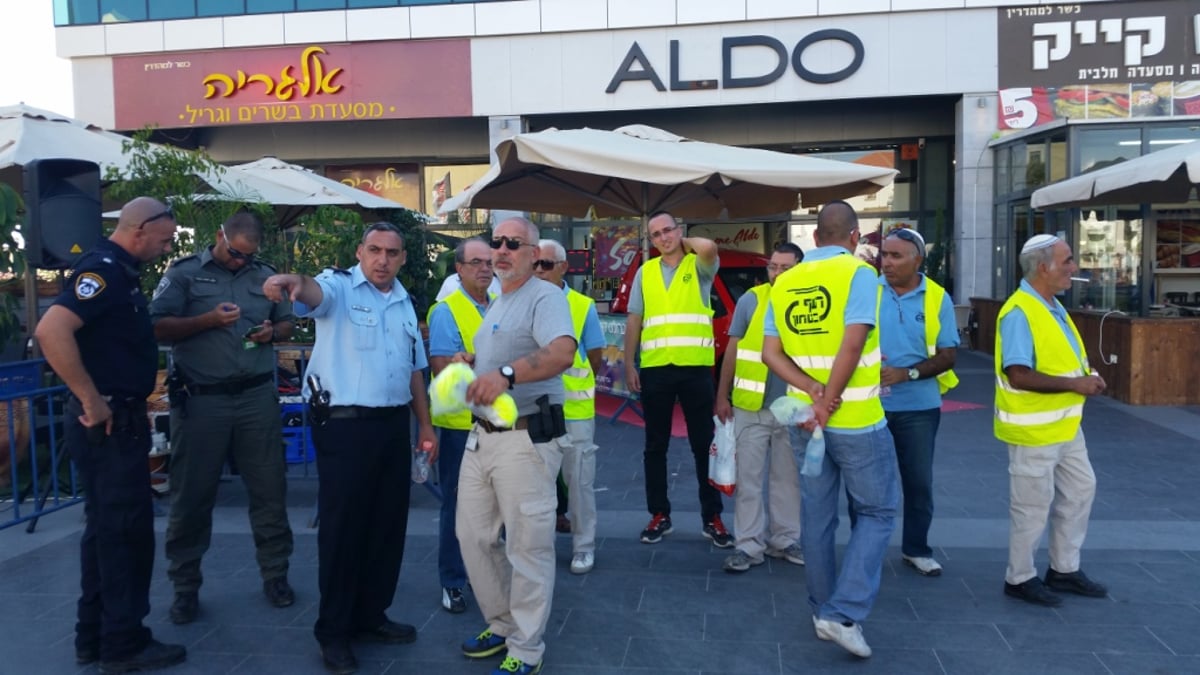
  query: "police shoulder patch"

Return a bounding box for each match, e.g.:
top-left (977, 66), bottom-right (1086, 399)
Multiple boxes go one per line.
top-left (75, 272), bottom-right (107, 300)
top-left (152, 276), bottom-right (171, 301)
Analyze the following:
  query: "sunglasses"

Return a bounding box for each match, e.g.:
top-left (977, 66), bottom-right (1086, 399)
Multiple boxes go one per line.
top-left (490, 236), bottom-right (532, 251)
top-left (649, 224), bottom-right (680, 240)
top-left (137, 207), bottom-right (174, 230)
top-left (533, 259), bottom-right (561, 270)
top-left (886, 228), bottom-right (926, 253)
top-left (221, 227), bottom-right (256, 261)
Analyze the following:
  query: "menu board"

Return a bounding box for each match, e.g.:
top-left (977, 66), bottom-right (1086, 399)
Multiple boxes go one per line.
top-left (1154, 211), bottom-right (1200, 269)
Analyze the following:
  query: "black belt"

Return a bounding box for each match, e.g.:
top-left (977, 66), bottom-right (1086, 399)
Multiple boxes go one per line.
top-left (190, 373), bottom-right (273, 396)
top-left (472, 415), bottom-right (529, 433)
top-left (72, 394), bottom-right (147, 410)
top-left (328, 405), bottom-right (406, 420)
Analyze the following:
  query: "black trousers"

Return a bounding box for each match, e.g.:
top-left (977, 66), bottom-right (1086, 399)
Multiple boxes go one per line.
top-left (312, 408), bottom-right (412, 646)
top-left (640, 365), bottom-right (723, 522)
top-left (66, 397), bottom-right (154, 661)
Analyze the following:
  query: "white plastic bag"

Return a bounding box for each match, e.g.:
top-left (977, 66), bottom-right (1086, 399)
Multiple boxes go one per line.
top-left (708, 415), bottom-right (736, 496)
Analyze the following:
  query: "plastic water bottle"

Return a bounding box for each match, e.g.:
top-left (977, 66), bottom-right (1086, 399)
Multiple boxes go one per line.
top-left (801, 427), bottom-right (825, 477)
top-left (411, 444), bottom-right (432, 484)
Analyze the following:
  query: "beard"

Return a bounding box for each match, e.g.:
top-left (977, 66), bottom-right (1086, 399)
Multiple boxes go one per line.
top-left (495, 265), bottom-right (518, 282)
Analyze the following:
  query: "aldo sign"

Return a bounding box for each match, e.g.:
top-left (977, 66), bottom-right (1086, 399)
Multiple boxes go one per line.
top-left (606, 31), bottom-right (865, 93)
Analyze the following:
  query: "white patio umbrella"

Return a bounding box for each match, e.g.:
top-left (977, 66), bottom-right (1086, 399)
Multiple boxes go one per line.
top-left (230, 157), bottom-right (409, 210)
top-left (0, 104), bottom-right (134, 175)
top-left (1031, 139), bottom-right (1200, 209)
top-left (438, 124), bottom-right (898, 222)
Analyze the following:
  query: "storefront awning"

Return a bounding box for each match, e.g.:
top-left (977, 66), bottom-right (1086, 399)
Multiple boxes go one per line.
top-left (1031, 139), bottom-right (1200, 209)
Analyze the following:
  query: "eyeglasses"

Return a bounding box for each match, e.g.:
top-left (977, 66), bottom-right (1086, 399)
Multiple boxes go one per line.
top-left (490, 236), bottom-right (532, 251)
top-left (766, 263), bottom-right (794, 273)
top-left (137, 207), bottom-right (173, 230)
top-left (461, 258), bottom-right (493, 268)
top-left (533, 259), bottom-right (561, 270)
top-left (649, 224), bottom-right (680, 240)
top-left (221, 227), bottom-right (256, 261)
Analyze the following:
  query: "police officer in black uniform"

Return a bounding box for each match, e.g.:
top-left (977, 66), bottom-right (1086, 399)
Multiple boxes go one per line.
top-left (151, 211), bottom-right (296, 624)
top-left (35, 197), bottom-right (187, 674)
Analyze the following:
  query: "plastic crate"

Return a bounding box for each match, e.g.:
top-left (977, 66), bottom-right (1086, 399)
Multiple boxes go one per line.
top-left (0, 361), bottom-right (41, 397)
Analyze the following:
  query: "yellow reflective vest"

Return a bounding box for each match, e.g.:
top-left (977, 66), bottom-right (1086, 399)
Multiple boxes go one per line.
top-left (770, 251), bottom-right (884, 429)
top-left (732, 284), bottom-right (771, 411)
top-left (563, 288), bottom-right (597, 421)
top-left (994, 287), bottom-right (1088, 447)
top-left (429, 289), bottom-right (488, 430)
top-left (639, 253), bottom-right (715, 367)
top-left (878, 278), bottom-right (960, 395)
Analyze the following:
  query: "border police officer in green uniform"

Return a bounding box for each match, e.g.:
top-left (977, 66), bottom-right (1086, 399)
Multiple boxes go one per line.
top-left (150, 211), bottom-right (297, 624)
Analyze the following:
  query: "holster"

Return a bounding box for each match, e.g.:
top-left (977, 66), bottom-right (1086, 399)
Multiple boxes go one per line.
top-left (166, 367), bottom-right (191, 418)
top-left (526, 394), bottom-right (566, 444)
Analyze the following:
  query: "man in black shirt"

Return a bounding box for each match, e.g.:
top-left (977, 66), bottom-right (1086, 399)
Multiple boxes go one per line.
top-left (35, 197), bottom-right (187, 674)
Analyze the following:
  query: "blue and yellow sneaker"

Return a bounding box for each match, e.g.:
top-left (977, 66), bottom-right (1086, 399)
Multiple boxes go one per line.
top-left (493, 655), bottom-right (542, 674)
top-left (462, 628), bottom-right (507, 659)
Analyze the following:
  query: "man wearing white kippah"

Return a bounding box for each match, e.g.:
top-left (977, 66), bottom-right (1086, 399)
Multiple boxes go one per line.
top-left (995, 234), bottom-right (1108, 608)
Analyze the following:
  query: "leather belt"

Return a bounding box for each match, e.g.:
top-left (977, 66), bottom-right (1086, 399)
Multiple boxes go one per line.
top-left (329, 405), bottom-right (406, 420)
top-left (472, 415), bottom-right (529, 433)
top-left (190, 372), bottom-right (273, 396)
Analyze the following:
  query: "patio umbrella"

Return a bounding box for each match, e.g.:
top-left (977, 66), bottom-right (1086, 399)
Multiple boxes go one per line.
top-left (0, 104), bottom-right (137, 190)
top-left (437, 125), bottom-right (898, 227)
top-left (1031, 139), bottom-right (1200, 209)
top-left (230, 157), bottom-right (408, 209)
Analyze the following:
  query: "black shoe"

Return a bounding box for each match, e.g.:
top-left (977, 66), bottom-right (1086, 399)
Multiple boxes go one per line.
top-left (356, 620), bottom-right (417, 644)
top-left (169, 591), bottom-right (199, 624)
top-left (1004, 577), bottom-right (1063, 607)
top-left (442, 587), bottom-right (467, 614)
top-left (98, 639), bottom-right (186, 674)
top-left (75, 644), bottom-right (99, 665)
top-left (640, 513), bottom-right (673, 544)
top-left (702, 516), bottom-right (735, 549)
top-left (321, 642), bottom-right (357, 675)
top-left (1046, 568), bottom-right (1108, 598)
top-left (263, 577), bottom-right (296, 608)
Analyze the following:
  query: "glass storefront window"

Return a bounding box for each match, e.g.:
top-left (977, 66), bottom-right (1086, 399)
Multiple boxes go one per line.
top-left (149, 0), bottom-right (193, 19)
top-left (198, 0), bottom-right (245, 16)
top-left (1147, 125), bottom-right (1200, 150)
top-left (1077, 127), bottom-right (1141, 174)
top-left (423, 164), bottom-right (490, 229)
top-left (1073, 205), bottom-right (1142, 312)
top-left (1048, 135), bottom-right (1068, 183)
top-left (996, 145), bottom-right (1011, 197)
top-left (100, 0), bottom-right (147, 21)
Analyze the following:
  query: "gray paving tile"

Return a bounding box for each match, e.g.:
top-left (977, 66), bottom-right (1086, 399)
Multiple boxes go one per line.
top-left (1146, 623), bottom-right (1200, 656)
top-left (779, 645), bottom-right (944, 674)
top-left (1056, 599), bottom-right (1200, 626)
top-left (861, 620), bottom-right (1010, 652)
top-left (623, 636), bottom-right (780, 673)
top-left (1099, 653), bottom-right (1200, 675)
top-left (936, 650), bottom-right (1109, 675)
top-left (995, 622), bottom-right (1171, 654)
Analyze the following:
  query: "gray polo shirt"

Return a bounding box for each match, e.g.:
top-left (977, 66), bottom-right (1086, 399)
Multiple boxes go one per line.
top-left (472, 277), bottom-right (575, 416)
top-left (728, 289), bottom-right (787, 405)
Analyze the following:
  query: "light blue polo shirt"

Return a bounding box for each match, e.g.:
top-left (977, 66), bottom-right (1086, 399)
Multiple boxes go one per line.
top-left (877, 274), bottom-right (960, 412)
top-left (428, 287), bottom-right (490, 358)
top-left (999, 279), bottom-right (1082, 370)
top-left (296, 265), bottom-right (427, 407)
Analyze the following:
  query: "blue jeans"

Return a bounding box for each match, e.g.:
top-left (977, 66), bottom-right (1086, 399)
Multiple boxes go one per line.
top-left (791, 425), bottom-right (898, 625)
top-left (438, 427), bottom-right (469, 589)
top-left (887, 408), bottom-right (940, 558)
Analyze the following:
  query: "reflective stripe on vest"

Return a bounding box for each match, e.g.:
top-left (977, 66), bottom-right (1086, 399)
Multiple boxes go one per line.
top-left (771, 252), bottom-right (884, 429)
top-left (640, 254), bottom-right (715, 367)
top-left (563, 289), bottom-right (597, 420)
top-left (923, 279), bottom-right (959, 394)
top-left (732, 285), bottom-right (770, 411)
top-left (430, 289), bottom-right (487, 430)
top-left (993, 288), bottom-right (1089, 446)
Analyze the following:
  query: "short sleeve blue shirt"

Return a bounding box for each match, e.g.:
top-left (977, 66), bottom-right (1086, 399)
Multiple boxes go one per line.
top-left (427, 289), bottom-right (489, 358)
top-left (999, 279), bottom-right (1082, 370)
top-left (877, 275), bottom-right (960, 412)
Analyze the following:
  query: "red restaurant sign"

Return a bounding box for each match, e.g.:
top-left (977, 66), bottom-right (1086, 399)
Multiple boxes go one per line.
top-left (112, 41), bottom-right (472, 130)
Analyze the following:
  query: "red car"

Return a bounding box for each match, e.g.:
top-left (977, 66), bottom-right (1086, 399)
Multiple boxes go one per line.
top-left (609, 248), bottom-right (769, 370)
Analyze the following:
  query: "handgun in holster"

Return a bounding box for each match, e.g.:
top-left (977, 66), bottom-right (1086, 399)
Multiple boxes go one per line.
top-left (527, 394), bottom-right (566, 444)
top-left (166, 367), bottom-right (191, 418)
top-left (307, 375), bottom-right (331, 427)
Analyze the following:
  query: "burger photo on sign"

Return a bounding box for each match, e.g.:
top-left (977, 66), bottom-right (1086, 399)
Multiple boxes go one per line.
top-left (1053, 84), bottom-right (1130, 119)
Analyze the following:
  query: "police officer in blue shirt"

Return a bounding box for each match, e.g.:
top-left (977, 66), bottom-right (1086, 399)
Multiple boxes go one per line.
top-left (35, 197), bottom-right (187, 673)
top-left (262, 221), bottom-right (437, 675)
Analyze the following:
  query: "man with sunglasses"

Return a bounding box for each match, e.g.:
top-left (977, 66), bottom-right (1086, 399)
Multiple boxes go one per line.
top-left (150, 211), bottom-right (297, 625)
top-left (533, 239), bottom-right (604, 575)
top-left (427, 237), bottom-right (494, 615)
top-left (36, 197), bottom-right (187, 673)
top-left (456, 217), bottom-right (576, 675)
top-left (874, 227), bottom-right (959, 578)
top-left (622, 212), bottom-right (731, 547)
top-left (263, 221), bottom-right (437, 674)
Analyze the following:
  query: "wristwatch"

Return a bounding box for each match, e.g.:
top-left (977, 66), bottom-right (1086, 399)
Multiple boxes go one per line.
top-left (907, 367), bottom-right (920, 381)
top-left (499, 365), bottom-right (516, 389)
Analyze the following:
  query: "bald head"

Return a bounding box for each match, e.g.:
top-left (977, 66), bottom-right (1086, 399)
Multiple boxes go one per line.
top-left (814, 201), bottom-right (859, 248)
top-left (115, 197), bottom-right (171, 232)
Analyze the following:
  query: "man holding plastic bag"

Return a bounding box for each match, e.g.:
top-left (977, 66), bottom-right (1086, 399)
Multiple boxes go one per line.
top-left (713, 243), bottom-right (805, 574)
top-left (762, 201), bottom-right (898, 660)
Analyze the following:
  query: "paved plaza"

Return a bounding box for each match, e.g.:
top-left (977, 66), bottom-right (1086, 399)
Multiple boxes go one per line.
top-left (2, 350), bottom-right (1198, 674)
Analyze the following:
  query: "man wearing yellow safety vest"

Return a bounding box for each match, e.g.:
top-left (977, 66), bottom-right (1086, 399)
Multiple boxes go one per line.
top-left (715, 242), bottom-right (806, 574)
top-left (762, 201), bottom-right (898, 659)
top-left (997, 234), bottom-right (1108, 607)
top-left (623, 213), bottom-right (732, 547)
top-left (874, 228), bottom-right (959, 578)
top-left (427, 237), bottom-right (494, 616)
top-left (534, 239), bottom-right (605, 575)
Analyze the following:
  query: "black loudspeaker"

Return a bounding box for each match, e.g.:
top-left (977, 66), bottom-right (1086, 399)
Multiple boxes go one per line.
top-left (22, 159), bottom-right (102, 270)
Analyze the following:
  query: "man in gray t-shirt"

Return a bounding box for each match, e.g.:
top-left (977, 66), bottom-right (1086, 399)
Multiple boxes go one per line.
top-left (455, 217), bottom-right (576, 674)
top-left (714, 243), bottom-right (805, 574)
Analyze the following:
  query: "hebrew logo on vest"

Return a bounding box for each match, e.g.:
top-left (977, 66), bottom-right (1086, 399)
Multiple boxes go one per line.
top-left (783, 286), bottom-right (832, 336)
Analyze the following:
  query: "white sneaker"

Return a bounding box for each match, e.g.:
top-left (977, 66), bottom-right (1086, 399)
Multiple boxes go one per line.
top-left (813, 617), bottom-right (872, 658)
top-left (570, 552), bottom-right (594, 575)
top-left (765, 543), bottom-right (805, 566)
top-left (902, 555), bottom-right (943, 577)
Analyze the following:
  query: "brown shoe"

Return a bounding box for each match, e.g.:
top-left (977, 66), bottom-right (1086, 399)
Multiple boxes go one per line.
top-left (556, 514), bottom-right (571, 534)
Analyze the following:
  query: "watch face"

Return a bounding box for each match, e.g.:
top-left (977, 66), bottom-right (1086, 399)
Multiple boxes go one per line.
top-left (501, 366), bottom-right (514, 377)
top-left (908, 368), bottom-right (920, 380)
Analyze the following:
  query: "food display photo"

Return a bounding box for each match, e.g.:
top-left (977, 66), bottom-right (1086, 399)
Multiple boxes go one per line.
top-left (1156, 217), bottom-right (1200, 270)
top-left (1174, 81), bottom-right (1200, 116)
top-left (1054, 84), bottom-right (1130, 119)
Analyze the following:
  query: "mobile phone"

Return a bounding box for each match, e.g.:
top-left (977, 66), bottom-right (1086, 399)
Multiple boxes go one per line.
top-left (244, 325), bottom-right (265, 338)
